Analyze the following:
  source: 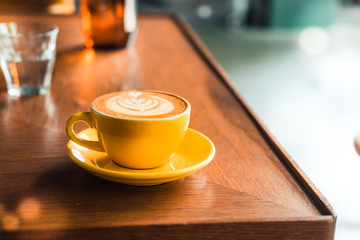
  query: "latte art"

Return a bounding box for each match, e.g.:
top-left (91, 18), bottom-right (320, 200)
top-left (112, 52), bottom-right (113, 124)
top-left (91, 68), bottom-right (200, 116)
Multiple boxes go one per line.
top-left (92, 91), bottom-right (188, 119)
top-left (107, 92), bottom-right (174, 116)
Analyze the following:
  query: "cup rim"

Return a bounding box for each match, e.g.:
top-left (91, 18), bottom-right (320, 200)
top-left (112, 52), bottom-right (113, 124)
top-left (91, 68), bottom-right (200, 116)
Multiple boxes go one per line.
top-left (0, 22), bottom-right (59, 38)
top-left (90, 90), bottom-right (191, 121)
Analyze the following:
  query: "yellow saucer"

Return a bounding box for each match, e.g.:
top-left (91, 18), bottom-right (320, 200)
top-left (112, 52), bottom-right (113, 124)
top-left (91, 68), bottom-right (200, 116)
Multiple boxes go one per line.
top-left (66, 128), bottom-right (215, 186)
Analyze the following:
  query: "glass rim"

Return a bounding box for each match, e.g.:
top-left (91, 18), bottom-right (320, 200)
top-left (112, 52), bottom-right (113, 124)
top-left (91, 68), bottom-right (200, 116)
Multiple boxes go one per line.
top-left (0, 22), bottom-right (59, 38)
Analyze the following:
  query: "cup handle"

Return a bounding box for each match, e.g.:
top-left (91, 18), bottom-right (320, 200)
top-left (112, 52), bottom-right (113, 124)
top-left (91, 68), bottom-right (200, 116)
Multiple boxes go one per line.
top-left (65, 112), bottom-right (104, 152)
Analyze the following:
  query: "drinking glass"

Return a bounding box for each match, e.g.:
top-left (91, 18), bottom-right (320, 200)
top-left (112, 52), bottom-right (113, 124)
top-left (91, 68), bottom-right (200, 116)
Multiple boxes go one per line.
top-left (0, 22), bottom-right (59, 97)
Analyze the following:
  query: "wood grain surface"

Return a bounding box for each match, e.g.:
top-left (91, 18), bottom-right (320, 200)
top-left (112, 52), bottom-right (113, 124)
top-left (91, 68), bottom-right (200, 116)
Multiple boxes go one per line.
top-left (0, 13), bottom-right (336, 239)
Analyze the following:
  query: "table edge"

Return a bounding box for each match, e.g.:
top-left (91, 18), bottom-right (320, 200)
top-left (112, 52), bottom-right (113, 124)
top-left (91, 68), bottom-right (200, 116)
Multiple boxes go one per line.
top-left (163, 13), bottom-right (336, 221)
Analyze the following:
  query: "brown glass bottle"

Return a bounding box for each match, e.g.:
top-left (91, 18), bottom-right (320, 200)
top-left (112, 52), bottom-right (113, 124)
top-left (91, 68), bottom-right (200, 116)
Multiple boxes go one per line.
top-left (80, 0), bottom-right (137, 49)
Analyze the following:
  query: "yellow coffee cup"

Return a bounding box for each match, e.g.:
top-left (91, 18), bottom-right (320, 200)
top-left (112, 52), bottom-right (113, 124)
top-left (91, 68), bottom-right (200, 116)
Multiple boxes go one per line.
top-left (65, 90), bottom-right (190, 169)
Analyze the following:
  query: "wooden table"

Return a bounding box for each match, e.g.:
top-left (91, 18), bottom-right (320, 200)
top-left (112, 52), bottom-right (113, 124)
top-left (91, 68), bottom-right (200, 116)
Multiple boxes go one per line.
top-left (0, 13), bottom-right (336, 239)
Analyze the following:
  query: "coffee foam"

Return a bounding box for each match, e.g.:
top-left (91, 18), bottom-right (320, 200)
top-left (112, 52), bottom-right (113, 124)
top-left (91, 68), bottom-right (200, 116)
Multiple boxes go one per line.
top-left (92, 91), bottom-right (188, 119)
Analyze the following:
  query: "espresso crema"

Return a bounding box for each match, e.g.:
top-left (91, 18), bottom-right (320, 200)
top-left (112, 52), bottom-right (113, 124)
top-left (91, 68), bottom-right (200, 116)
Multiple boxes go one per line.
top-left (92, 91), bottom-right (188, 119)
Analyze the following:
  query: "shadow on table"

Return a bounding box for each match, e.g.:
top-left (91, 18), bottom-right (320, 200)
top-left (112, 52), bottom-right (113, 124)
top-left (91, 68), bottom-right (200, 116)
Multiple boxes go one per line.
top-left (28, 160), bottom-right (217, 228)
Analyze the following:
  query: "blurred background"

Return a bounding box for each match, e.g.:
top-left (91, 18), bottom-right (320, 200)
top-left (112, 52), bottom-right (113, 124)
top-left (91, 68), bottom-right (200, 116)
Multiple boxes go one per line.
top-left (1, 0), bottom-right (360, 239)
